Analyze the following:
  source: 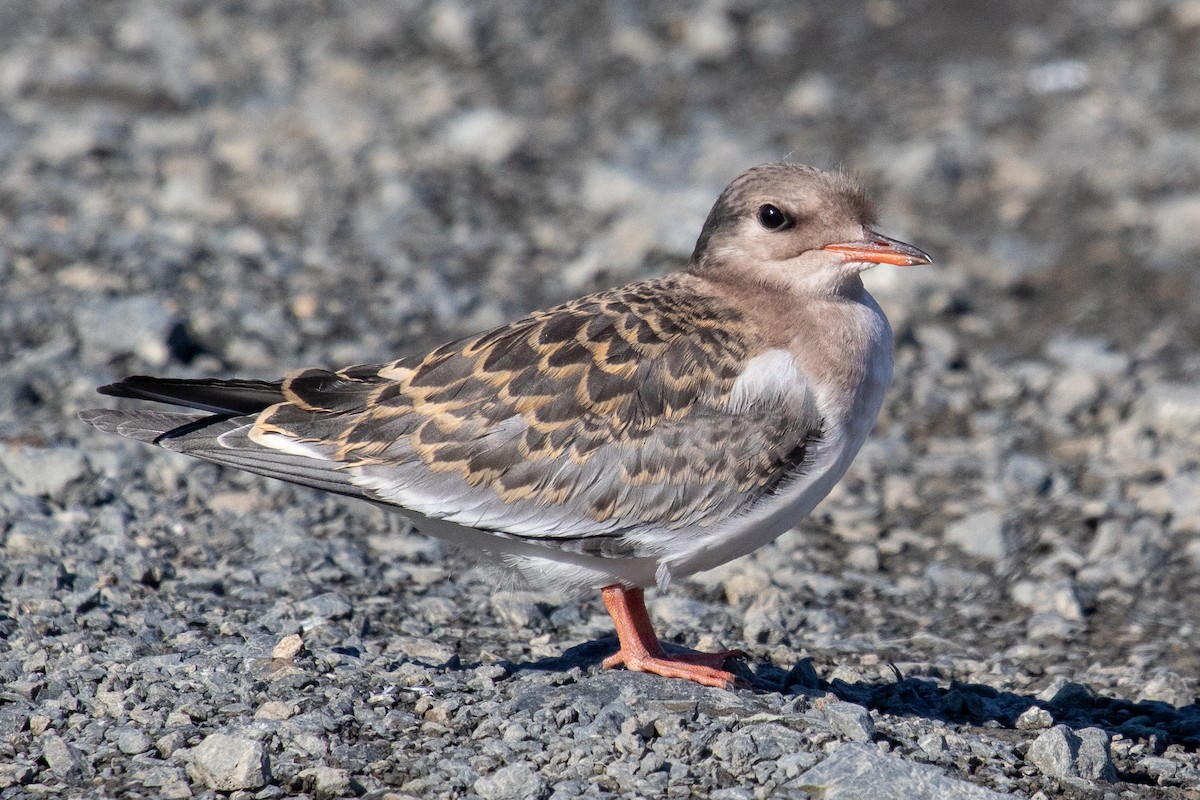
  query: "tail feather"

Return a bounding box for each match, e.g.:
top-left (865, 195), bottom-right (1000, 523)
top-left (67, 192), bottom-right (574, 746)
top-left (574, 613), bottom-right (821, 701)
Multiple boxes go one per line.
top-left (78, 408), bottom-right (369, 501)
top-left (98, 376), bottom-right (285, 415)
top-left (79, 408), bottom-right (215, 444)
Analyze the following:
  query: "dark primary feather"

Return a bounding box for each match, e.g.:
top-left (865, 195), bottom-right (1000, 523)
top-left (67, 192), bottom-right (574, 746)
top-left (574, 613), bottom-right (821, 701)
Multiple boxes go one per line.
top-left (98, 376), bottom-right (284, 415)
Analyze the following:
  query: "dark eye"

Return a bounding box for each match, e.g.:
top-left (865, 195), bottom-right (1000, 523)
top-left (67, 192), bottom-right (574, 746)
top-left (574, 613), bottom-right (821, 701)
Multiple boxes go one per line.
top-left (757, 204), bottom-right (789, 231)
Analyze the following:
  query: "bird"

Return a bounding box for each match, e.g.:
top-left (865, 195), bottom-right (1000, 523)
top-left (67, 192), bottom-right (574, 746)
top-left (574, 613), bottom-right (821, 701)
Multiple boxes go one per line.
top-left (81, 163), bottom-right (931, 688)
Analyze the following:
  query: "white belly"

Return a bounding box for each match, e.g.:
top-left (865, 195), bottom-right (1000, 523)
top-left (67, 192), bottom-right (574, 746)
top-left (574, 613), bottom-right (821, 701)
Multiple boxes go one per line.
top-left (659, 292), bottom-right (894, 583)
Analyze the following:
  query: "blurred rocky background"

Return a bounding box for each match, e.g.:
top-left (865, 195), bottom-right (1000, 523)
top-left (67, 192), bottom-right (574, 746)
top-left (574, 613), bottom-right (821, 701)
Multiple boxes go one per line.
top-left (1, 1), bottom-right (1199, 797)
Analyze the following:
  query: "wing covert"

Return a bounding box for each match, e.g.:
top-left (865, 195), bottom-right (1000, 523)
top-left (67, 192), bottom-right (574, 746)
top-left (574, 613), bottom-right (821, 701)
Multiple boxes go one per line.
top-left (252, 275), bottom-right (824, 557)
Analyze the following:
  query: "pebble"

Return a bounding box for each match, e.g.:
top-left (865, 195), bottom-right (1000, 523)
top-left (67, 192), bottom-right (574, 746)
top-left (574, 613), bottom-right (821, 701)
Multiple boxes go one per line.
top-left (255, 701), bottom-right (296, 721)
top-left (1133, 470), bottom-right (1200, 532)
top-left (73, 295), bottom-right (172, 365)
top-left (1009, 580), bottom-right (1083, 622)
top-left (490, 591), bottom-right (545, 629)
top-left (1026, 725), bottom-right (1116, 783)
top-left (41, 733), bottom-right (86, 781)
top-left (798, 744), bottom-right (1014, 799)
top-left (156, 731), bottom-right (187, 758)
top-left (1135, 383), bottom-right (1200, 435)
top-left (473, 763), bottom-right (546, 800)
top-left (1079, 516), bottom-right (1167, 588)
top-left (681, 2), bottom-right (737, 61)
top-left (1043, 334), bottom-right (1131, 377)
top-left (298, 766), bottom-right (355, 799)
top-left (0, 445), bottom-right (87, 497)
top-left (917, 733), bottom-right (949, 758)
top-left (924, 563), bottom-right (990, 595)
top-left (1139, 756), bottom-right (1178, 781)
top-left (272, 633), bottom-right (304, 660)
top-left (1046, 371), bottom-right (1100, 419)
top-left (1002, 455), bottom-right (1052, 497)
top-left (443, 108), bottom-right (524, 165)
top-left (1136, 670), bottom-right (1195, 708)
top-left (943, 509), bottom-right (1009, 562)
top-left (296, 593), bottom-right (353, 621)
top-left (1150, 193), bottom-right (1200, 259)
top-left (0, 763), bottom-right (36, 789)
top-left (115, 727), bottom-right (154, 755)
top-left (187, 733), bottom-right (271, 792)
top-left (823, 701), bottom-right (875, 742)
top-left (1015, 707), bottom-right (1054, 731)
top-left (132, 766), bottom-right (192, 799)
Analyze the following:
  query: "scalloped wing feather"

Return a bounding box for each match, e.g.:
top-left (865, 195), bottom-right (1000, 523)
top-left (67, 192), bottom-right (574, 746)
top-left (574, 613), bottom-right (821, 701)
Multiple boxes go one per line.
top-left (250, 274), bottom-right (824, 558)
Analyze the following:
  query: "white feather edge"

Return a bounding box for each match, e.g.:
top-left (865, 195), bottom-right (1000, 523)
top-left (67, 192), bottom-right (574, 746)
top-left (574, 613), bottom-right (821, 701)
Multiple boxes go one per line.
top-left (245, 428), bottom-right (332, 460)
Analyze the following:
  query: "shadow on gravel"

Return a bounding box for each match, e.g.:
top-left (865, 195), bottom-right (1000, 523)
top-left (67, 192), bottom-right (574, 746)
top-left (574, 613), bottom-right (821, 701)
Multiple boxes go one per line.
top-left (457, 642), bottom-right (1200, 752)
top-left (824, 672), bottom-right (1200, 753)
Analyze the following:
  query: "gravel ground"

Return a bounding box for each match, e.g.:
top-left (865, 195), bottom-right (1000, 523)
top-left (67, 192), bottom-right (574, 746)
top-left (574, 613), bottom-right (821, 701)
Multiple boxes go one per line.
top-left (2, 1), bottom-right (1200, 798)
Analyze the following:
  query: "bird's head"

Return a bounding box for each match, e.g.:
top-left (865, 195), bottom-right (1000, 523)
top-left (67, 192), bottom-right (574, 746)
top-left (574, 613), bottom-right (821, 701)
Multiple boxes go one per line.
top-left (689, 162), bottom-right (931, 296)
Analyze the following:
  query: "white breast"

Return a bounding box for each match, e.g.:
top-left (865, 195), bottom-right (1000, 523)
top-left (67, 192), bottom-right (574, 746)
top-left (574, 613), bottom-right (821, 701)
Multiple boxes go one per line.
top-left (661, 290), bottom-right (894, 584)
top-left (726, 348), bottom-right (805, 413)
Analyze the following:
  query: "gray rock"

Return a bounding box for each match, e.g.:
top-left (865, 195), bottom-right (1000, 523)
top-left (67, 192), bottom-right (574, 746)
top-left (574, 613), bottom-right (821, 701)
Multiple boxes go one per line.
top-left (712, 723), bottom-right (811, 768)
top-left (474, 763), bottom-right (545, 800)
top-left (1136, 382), bottom-right (1200, 435)
top-left (917, 733), bottom-right (949, 759)
top-left (1043, 334), bottom-right (1131, 377)
top-left (490, 591), bottom-right (544, 629)
top-left (0, 762), bottom-right (36, 789)
top-left (41, 733), bottom-right (87, 781)
top-left (1071, 728), bottom-right (1118, 784)
top-left (1136, 669), bottom-right (1195, 707)
top-left (1080, 516), bottom-right (1168, 588)
top-left (915, 324), bottom-right (963, 369)
top-left (709, 789), bottom-right (755, 800)
top-left (443, 108), bottom-right (524, 165)
top-left (983, 232), bottom-right (1060, 289)
top-left (1138, 756), bottom-right (1179, 782)
top-left (1002, 454), bottom-right (1052, 497)
top-left (299, 766), bottom-right (356, 799)
top-left (116, 727), bottom-right (154, 755)
top-left (824, 701), bottom-right (875, 742)
top-left (74, 294), bottom-right (172, 364)
top-left (1134, 470), bottom-right (1200, 532)
top-left (131, 765), bottom-right (192, 800)
top-left (0, 445), bottom-right (87, 497)
top-left (797, 743), bottom-right (1014, 798)
top-left (296, 592), bottom-right (353, 621)
top-left (156, 731), bottom-right (187, 758)
top-left (1014, 706), bottom-right (1054, 730)
top-left (1009, 580), bottom-right (1083, 623)
top-left (944, 509), bottom-right (1008, 561)
top-left (924, 563), bottom-right (990, 595)
top-left (1026, 59), bottom-right (1091, 95)
top-left (187, 733), bottom-right (271, 791)
top-left (1025, 725), bottom-right (1116, 782)
top-left (1150, 193), bottom-right (1200, 262)
top-left (1047, 371), bottom-right (1100, 419)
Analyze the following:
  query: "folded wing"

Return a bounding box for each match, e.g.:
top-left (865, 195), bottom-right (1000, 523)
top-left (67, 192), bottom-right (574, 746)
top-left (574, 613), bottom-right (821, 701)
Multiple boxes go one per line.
top-left (82, 275), bottom-right (823, 559)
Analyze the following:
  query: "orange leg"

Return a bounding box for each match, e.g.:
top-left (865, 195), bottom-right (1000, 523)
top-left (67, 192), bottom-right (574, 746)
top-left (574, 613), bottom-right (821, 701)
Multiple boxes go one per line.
top-left (600, 585), bottom-right (745, 688)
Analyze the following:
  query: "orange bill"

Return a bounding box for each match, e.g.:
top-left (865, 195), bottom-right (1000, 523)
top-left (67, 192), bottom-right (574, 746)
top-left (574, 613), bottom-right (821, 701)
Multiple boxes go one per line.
top-left (823, 230), bottom-right (932, 266)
